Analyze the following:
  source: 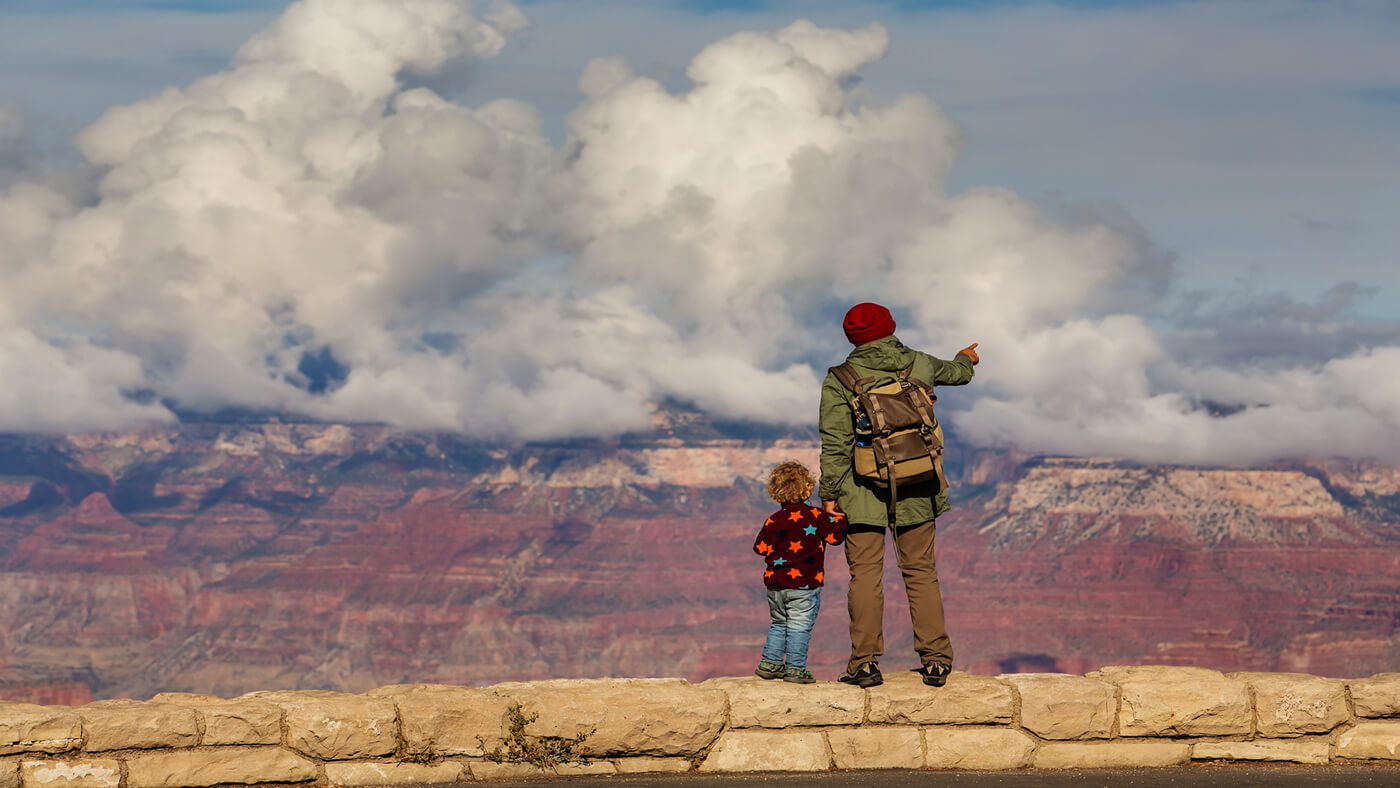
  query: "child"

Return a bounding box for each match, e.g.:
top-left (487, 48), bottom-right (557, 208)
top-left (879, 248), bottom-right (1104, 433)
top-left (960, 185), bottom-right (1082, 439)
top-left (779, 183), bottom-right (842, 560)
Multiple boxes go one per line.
top-left (753, 460), bottom-right (847, 683)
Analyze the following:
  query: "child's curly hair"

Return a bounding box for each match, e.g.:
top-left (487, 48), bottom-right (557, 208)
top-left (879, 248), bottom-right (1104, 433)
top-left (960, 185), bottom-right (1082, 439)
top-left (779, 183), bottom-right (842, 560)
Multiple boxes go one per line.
top-left (767, 460), bottom-right (816, 504)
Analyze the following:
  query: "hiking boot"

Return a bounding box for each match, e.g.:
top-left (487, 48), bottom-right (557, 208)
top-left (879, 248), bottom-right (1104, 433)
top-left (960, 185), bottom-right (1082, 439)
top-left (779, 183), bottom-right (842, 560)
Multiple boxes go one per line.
top-left (915, 661), bottom-right (952, 687)
top-left (837, 662), bottom-right (883, 688)
top-left (783, 667), bottom-right (815, 684)
top-left (754, 660), bottom-right (784, 680)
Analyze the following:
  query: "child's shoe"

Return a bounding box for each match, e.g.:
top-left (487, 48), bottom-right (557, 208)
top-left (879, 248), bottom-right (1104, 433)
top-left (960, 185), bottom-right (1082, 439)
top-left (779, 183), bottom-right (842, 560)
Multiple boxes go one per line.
top-left (783, 667), bottom-right (815, 684)
top-left (755, 660), bottom-right (785, 679)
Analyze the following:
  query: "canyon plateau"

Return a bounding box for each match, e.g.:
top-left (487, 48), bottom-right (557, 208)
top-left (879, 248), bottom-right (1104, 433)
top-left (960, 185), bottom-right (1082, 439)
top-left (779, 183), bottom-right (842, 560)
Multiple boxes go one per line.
top-left (1, 411), bottom-right (1397, 704)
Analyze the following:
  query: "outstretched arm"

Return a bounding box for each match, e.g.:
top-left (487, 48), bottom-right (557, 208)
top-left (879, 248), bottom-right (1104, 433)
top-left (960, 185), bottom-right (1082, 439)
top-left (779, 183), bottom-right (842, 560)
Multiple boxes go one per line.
top-left (819, 510), bottom-right (847, 547)
top-left (925, 343), bottom-right (979, 386)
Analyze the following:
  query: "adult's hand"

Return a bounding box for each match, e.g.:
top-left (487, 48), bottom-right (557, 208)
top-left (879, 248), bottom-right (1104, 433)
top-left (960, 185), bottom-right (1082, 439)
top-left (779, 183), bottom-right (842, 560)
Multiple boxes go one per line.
top-left (822, 500), bottom-right (845, 520)
top-left (957, 342), bottom-right (980, 365)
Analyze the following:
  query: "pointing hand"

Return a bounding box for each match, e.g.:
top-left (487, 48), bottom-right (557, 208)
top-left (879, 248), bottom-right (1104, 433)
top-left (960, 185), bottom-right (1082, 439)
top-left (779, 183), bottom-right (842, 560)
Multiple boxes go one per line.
top-left (958, 342), bottom-right (980, 365)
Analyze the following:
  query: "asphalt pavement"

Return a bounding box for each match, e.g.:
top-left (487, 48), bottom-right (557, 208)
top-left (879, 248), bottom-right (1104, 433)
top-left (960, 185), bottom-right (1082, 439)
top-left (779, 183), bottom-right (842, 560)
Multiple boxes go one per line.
top-left (470, 764), bottom-right (1400, 787)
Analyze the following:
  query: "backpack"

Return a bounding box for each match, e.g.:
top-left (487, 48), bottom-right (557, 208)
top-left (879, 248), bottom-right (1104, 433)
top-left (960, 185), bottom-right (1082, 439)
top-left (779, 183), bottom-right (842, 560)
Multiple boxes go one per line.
top-left (829, 362), bottom-right (949, 513)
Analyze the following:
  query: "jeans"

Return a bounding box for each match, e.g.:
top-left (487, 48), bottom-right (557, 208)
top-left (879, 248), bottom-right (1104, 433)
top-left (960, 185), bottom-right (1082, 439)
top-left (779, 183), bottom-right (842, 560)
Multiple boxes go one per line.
top-left (760, 587), bottom-right (822, 670)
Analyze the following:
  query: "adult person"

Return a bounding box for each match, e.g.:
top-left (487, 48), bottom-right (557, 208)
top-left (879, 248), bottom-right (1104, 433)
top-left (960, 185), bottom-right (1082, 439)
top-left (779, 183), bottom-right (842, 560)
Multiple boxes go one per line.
top-left (818, 302), bottom-right (979, 689)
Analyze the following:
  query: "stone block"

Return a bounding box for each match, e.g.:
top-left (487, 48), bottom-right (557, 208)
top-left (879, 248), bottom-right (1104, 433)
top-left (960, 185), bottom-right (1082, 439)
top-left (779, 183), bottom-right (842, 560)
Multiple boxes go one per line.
top-left (924, 727), bottom-right (1034, 770)
top-left (1350, 673), bottom-right (1400, 718)
top-left (828, 728), bottom-right (923, 769)
top-left (1117, 677), bottom-right (1251, 736)
top-left (78, 700), bottom-right (198, 752)
top-left (1192, 739), bottom-right (1331, 764)
top-left (244, 691), bottom-right (396, 760)
top-left (698, 730), bottom-right (829, 772)
top-left (701, 677), bottom-right (864, 728)
top-left (1, 758), bottom-right (15, 788)
top-left (1336, 720), bottom-right (1400, 761)
top-left (19, 760), bottom-right (120, 788)
top-left (147, 693), bottom-right (225, 706)
top-left (496, 678), bottom-right (726, 757)
top-left (391, 685), bottom-right (512, 757)
top-left (467, 762), bottom-right (547, 780)
top-left (1090, 665), bottom-right (1224, 683)
top-left (1230, 672), bottom-right (1348, 736)
top-left (125, 746), bottom-right (319, 787)
top-left (323, 761), bottom-right (466, 785)
top-left (147, 694), bottom-right (281, 746)
top-left (1002, 674), bottom-right (1115, 740)
top-left (362, 685), bottom-right (427, 696)
top-left (612, 757), bottom-right (692, 774)
top-left (199, 701), bottom-right (283, 746)
top-left (0, 705), bottom-right (81, 756)
top-left (1033, 740), bottom-right (1190, 769)
top-left (867, 672), bottom-right (1013, 725)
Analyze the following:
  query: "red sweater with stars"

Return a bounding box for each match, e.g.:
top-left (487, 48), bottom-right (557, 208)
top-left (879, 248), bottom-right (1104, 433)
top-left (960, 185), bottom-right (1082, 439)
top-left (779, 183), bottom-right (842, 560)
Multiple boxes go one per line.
top-left (753, 501), bottom-right (848, 590)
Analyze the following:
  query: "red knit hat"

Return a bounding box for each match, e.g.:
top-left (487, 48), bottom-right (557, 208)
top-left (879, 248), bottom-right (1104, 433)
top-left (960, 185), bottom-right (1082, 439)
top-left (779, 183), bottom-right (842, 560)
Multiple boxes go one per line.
top-left (843, 302), bottom-right (896, 345)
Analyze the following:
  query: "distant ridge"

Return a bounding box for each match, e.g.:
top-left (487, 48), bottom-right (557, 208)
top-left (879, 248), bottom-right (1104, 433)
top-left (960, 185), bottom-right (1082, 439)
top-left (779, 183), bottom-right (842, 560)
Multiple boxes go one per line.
top-left (0, 418), bottom-right (1396, 703)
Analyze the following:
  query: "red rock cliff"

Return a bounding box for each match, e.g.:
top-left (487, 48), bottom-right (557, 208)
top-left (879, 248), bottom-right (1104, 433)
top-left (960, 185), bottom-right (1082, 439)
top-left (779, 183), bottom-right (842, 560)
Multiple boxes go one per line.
top-left (0, 422), bottom-right (1396, 701)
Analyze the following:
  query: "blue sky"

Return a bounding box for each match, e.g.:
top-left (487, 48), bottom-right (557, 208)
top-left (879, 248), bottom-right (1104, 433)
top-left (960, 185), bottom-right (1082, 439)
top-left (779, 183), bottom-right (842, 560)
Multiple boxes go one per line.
top-left (2, 0), bottom-right (1398, 322)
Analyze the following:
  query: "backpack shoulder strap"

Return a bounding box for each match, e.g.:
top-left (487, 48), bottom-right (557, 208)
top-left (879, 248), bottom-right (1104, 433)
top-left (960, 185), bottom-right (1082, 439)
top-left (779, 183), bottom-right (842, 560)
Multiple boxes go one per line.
top-left (828, 363), bottom-right (866, 393)
top-left (900, 360), bottom-right (937, 400)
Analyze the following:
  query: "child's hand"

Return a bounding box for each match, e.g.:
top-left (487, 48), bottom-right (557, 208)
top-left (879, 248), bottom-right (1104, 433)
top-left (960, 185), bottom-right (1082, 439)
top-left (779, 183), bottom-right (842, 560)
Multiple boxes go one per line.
top-left (822, 500), bottom-right (845, 520)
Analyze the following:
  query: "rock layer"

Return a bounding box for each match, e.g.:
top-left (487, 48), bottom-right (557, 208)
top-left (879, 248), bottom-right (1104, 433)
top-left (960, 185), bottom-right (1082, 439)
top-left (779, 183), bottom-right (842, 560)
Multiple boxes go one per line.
top-left (1, 423), bottom-right (1398, 702)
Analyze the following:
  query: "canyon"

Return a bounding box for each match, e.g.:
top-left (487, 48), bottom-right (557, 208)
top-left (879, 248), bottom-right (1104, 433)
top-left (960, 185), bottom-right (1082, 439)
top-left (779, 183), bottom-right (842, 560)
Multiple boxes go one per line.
top-left (1, 413), bottom-right (1397, 703)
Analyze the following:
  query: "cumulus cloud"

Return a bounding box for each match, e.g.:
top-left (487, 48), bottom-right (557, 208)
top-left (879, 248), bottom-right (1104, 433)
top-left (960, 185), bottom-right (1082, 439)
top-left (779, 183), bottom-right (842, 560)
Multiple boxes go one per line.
top-left (0, 0), bottom-right (1396, 464)
top-left (4, 0), bottom-right (547, 434)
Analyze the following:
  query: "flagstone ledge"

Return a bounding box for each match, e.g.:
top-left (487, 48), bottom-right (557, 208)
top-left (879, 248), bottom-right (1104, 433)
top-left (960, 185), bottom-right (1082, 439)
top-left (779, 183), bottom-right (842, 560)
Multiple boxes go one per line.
top-left (4, 666), bottom-right (1400, 783)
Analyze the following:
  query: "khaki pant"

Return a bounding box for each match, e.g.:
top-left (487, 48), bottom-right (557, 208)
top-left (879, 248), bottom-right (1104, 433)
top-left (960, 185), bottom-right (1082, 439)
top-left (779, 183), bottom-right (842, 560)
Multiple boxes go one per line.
top-left (844, 520), bottom-right (952, 671)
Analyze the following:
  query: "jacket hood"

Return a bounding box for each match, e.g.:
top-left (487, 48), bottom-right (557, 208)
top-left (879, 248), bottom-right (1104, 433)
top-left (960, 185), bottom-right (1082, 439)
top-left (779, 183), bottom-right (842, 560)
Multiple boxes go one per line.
top-left (845, 335), bottom-right (915, 372)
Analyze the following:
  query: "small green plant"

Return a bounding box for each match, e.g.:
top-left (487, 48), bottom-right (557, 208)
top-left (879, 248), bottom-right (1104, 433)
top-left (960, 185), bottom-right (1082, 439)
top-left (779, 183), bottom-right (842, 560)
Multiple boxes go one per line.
top-left (480, 703), bottom-right (595, 770)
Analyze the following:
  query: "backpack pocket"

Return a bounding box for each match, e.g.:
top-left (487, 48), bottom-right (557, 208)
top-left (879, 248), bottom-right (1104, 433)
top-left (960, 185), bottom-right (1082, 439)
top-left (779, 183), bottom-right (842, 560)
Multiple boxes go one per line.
top-left (870, 430), bottom-right (942, 487)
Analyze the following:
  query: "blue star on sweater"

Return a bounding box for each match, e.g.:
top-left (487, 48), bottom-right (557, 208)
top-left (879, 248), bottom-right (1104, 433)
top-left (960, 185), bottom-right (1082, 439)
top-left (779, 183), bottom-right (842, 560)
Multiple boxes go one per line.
top-left (802, 524), bottom-right (818, 535)
top-left (773, 557), bottom-right (786, 566)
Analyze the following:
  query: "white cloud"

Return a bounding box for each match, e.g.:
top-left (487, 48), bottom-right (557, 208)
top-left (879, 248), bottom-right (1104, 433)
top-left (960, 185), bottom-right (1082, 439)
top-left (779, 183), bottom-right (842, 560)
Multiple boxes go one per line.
top-left (0, 326), bottom-right (170, 434)
top-left (0, 0), bottom-right (1397, 465)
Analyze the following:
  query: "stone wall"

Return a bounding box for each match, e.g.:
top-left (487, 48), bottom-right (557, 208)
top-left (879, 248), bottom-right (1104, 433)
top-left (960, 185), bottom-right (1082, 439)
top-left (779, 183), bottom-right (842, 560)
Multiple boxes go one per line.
top-left (4, 668), bottom-right (1400, 786)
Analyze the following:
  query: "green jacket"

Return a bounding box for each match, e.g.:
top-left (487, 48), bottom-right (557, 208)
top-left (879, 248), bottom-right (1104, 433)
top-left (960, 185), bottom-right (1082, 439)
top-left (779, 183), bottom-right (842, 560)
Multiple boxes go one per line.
top-left (818, 336), bottom-right (975, 527)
